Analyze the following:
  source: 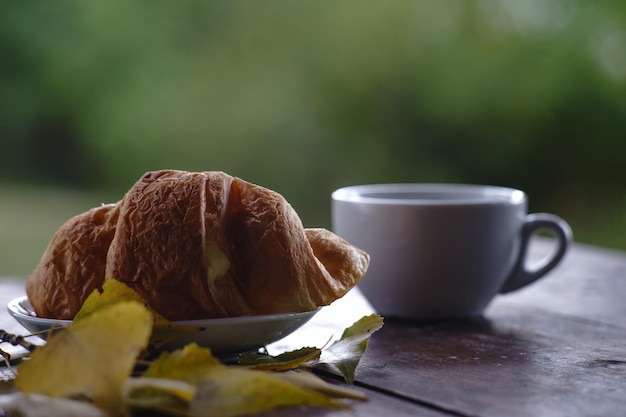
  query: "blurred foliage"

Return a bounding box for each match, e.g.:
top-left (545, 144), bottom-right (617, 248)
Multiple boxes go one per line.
top-left (1, 0), bottom-right (626, 267)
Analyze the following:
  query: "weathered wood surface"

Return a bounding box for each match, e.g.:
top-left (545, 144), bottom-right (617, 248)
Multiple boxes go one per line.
top-left (2, 238), bottom-right (626, 416)
top-left (347, 239), bottom-right (626, 417)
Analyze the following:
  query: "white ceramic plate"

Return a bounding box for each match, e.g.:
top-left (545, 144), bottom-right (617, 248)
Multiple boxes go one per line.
top-left (7, 296), bottom-right (318, 356)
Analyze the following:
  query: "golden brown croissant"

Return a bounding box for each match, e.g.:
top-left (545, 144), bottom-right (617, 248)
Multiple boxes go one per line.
top-left (26, 170), bottom-right (369, 321)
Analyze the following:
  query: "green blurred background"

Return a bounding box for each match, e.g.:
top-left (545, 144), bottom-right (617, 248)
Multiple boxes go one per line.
top-left (1, 1), bottom-right (626, 277)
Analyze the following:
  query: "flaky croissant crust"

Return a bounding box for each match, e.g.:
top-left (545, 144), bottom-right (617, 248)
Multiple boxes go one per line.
top-left (26, 170), bottom-right (369, 320)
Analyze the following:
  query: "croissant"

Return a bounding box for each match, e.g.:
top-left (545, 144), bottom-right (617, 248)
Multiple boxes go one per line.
top-left (26, 170), bottom-right (369, 321)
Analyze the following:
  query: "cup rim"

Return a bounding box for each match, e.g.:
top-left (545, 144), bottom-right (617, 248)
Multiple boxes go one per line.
top-left (331, 183), bottom-right (526, 206)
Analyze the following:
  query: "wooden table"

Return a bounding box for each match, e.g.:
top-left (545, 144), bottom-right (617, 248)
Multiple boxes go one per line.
top-left (2, 239), bottom-right (626, 416)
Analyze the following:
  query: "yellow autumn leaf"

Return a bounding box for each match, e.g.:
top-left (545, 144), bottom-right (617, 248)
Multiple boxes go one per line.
top-left (238, 347), bottom-right (322, 371)
top-left (272, 371), bottom-right (367, 401)
top-left (143, 343), bottom-right (223, 384)
top-left (75, 279), bottom-right (201, 356)
top-left (127, 344), bottom-right (218, 416)
top-left (73, 279), bottom-right (146, 322)
top-left (126, 377), bottom-right (197, 403)
top-left (0, 392), bottom-right (110, 417)
top-left (141, 343), bottom-right (345, 417)
top-left (125, 377), bottom-right (196, 416)
top-left (15, 301), bottom-right (152, 416)
top-left (189, 367), bottom-right (345, 417)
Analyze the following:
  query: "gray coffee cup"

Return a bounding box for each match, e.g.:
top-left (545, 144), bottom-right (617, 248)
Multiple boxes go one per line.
top-left (331, 184), bottom-right (572, 320)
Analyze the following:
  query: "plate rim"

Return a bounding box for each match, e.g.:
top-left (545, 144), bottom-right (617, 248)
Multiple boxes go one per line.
top-left (7, 295), bottom-right (320, 326)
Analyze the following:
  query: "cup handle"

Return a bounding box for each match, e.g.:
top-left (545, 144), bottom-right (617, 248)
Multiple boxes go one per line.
top-left (499, 213), bottom-right (573, 293)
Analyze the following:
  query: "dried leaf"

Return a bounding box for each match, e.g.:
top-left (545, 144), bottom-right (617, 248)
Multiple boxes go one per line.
top-left (129, 344), bottom-right (223, 416)
top-left (15, 301), bottom-right (152, 415)
top-left (125, 377), bottom-right (197, 402)
top-left (272, 370), bottom-right (367, 401)
top-left (143, 343), bottom-right (345, 417)
top-left (75, 279), bottom-right (201, 355)
top-left (321, 314), bottom-right (384, 384)
top-left (142, 343), bottom-right (223, 384)
top-left (125, 377), bottom-right (196, 416)
top-left (189, 367), bottom-right (344, 417)
top-left (11, 296), bottom-right (381, 417)
top-left (73, 279), bottom-right (144, 322)
top-left (0, 392), bottom-right (109, 417)
top-left (238, 347), bottom-right (321, 371)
